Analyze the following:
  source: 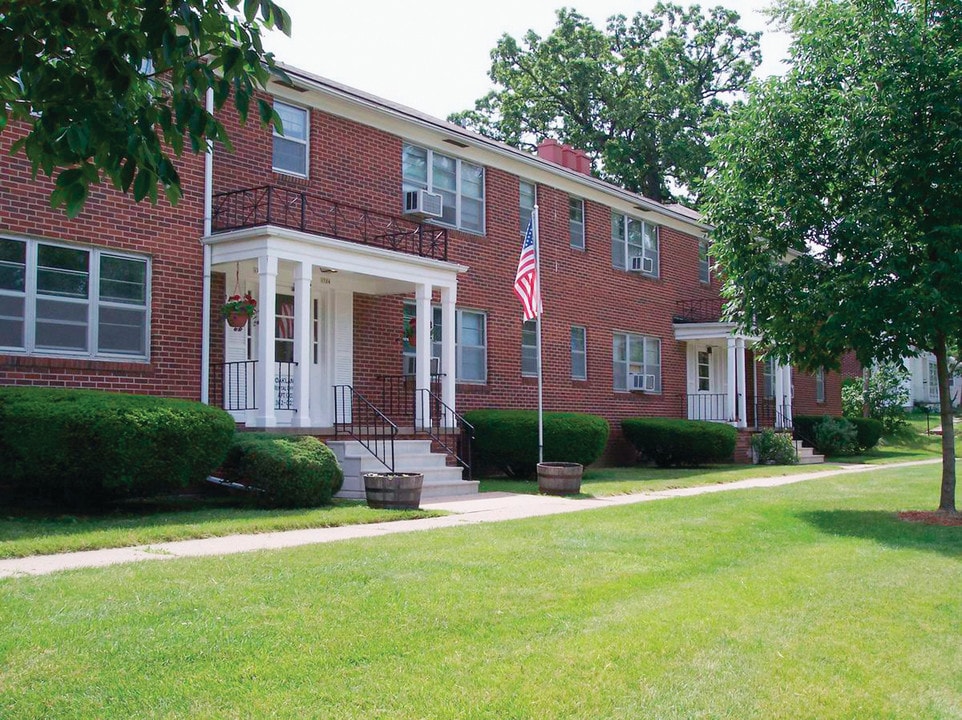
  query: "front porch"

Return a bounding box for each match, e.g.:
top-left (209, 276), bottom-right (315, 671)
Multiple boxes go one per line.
top-left (204, 190), bottom-right (476, 495)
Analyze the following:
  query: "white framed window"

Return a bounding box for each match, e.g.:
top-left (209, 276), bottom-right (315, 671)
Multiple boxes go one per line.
top-left (611, 212), bottom-right (659, 277)
top-left (275, 294), bottom-right (295, 363)
top-left (569, 197), bottom-right (585, 249)
top-left (762, 356), bottom-right (776, 398)
top-left (403, 144), bottom-right (485, 233)
top-left (698, 238), bottom-right (711, 283)
top-left (927, 360), bottom-right (938, 401)
top-left (272, 101), bottom-right (309, 177)
top-left (456, 309), bottom-right (486, 382)
top-left (571, 326), bottom-right (587, 380)
top-left (613, 332), bottom-right (661, 392)
top-left (521, 320), bottom-right (537, 376)
top-left (0, 237), bottom-right (149, 360)
top-left (520, 181), bottom-right (535, 234)
top-left (697, 350), bottom-right (711, 391)
top-left (815, 368), bottom-right (825, 403)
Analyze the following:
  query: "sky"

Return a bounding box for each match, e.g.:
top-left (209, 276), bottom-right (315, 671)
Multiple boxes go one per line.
top-left (262, 0), bottom-right (792, 121)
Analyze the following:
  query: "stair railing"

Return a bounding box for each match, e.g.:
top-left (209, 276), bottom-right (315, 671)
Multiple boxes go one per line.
top-left (333, 385), bottom-right (398, 472)
top-left (414, 389), bottom-right (474, 481)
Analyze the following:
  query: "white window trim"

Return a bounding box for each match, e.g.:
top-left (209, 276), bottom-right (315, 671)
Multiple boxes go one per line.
top-left (272, 100), bottom-right (309, 178)
top-left (521, 319), bottom-right (537, 377)
top-left (402, 143), bottom-right (486, 234)
top-left (698, 238), bottom-right (711, 284)
top-left (571, 325), bottom-right (587, 380)
top-left (0, 236), bottom-right (151, 361)
top-left (520, 180), bottom-right (536, 236)
top-left (611, 212), bottom-right (659, 277)
top-left (613, 331), bottom-right (661, 393)
top-left (569, 197), bottom-right (585, 250)
top-left (815, 368), bottom-right (826, 403)
top-left (456, 308), bottom-right (487, 383)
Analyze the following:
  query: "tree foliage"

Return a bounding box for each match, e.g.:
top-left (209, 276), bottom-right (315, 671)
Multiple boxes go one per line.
top-left (0, 0), bottom-right (290, 217)
top-left (704, 0), bottom-right (962, 511)
top-left (449, 4), bottom-right (760, 202)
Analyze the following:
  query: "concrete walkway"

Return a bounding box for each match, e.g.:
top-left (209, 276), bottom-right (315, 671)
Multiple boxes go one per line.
top-left (0, 459), bottom-right (942, 579)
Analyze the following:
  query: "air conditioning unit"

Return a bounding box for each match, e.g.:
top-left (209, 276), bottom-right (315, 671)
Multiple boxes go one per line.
top-left (629, 255), bottom-right (655, 273)
top-left (404, 189), bottom-right (443, 218)
top-left (629, 373), bottom-right (656, 392)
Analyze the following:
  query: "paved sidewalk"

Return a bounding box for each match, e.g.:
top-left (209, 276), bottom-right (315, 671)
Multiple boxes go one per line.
top-left (0, 459), bottom-right (941, 579)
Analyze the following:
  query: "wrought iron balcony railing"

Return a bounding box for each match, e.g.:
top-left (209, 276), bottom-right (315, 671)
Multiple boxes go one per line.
top-left (673, 298), bottom-right (726, 324)
top-left (211, 185), bottom-right (449, 261)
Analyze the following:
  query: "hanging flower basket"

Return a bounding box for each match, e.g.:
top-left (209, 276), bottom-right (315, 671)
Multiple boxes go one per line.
top-left (222, 292), bottom-right (257, 331)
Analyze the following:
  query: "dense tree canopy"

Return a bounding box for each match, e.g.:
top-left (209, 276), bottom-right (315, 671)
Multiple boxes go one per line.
top-left (449, 4), bottom-right (760, 203)
top-left (0, 0), bottom-right (290, 216)
top-left (703, 0), bottom-right (962, 511)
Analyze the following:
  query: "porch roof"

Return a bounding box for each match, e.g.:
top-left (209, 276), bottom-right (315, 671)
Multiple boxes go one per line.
top-left (205, 224), bottom-right (467, 295)
top-left (672, 321), bottom-right (759, 343)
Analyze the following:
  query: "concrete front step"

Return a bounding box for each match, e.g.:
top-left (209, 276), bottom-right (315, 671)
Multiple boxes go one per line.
top-left (325, 439), bottom-right (478, 501)
top-left (794, 440), bottom-right (825, 465)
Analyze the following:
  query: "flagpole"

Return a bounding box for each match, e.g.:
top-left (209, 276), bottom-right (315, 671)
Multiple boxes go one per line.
top-left (532, 203), bottom-right (544, 464)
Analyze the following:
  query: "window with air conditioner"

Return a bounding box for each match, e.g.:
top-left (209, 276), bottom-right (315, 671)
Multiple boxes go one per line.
top-left (0, 237), bottom-right (149, 360)
top-left (272, 101), bottom-right (308, 177)
top-left (612, 212), bottom-right (658, 277)
top-left (613, 332), bottom-right (661, 393)
top-left (402, 144), bottom-right (485, 233)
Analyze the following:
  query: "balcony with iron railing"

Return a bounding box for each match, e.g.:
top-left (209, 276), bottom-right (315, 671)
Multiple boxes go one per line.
top-left (673, 298), bottom-right (726, 324)
top-left (211, 185), bottom-right (449, 261)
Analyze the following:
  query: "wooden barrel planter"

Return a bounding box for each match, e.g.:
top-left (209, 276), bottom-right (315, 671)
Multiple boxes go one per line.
top-left (537, 462), bottom-right (583, 496)
top-left (363, 472), bottom-right (423, 509)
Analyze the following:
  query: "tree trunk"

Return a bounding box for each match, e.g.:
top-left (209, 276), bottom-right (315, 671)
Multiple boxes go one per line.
top-left (862, 365), bottom-right (871, 418)
top-left (934, 333), bottom-right (957, 513)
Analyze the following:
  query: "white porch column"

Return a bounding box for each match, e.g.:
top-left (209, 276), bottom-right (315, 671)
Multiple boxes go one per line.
top-left (254, 255), bottom-right (278, 427)
top-left (440, 284), bottom-right (457, 426)
top-left (292, 261), bottom-right (313, 427)
top-left (726, 336), bottom-right (737, 423)
top-left (782, 362), bottom-right (794, 426)
top-left (773, 360), bottom-right (786, 429)
top-left (735, 336), bottom-right (748, 428)
top-left (414, 283), bottom-right (432, 429)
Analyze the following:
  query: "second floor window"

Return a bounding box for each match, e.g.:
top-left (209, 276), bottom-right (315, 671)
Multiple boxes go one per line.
top-left (272, 101), bottom-right (308, 177)
top-left (699, 238), bottom-right (711, 283)
top-left (403, 144), bottom-right (485, 233)
top-left (611, 213), bottom-right (659, 277)
top-left (569, 198), bottom-right (585, 249)
top-left (571, 326), bottom-right (587, 380)
top-left (520, 181), bottom-right (535, 234)
top-left (815, 368), bottom-right (825, 403)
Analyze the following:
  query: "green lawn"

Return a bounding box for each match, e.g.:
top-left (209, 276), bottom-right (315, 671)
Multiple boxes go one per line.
top-left (0, 498), bottom-right (441, 559)
top-left (1, 464), bottom-right (960, 719)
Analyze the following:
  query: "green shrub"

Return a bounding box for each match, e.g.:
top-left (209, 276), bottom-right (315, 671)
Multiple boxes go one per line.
top-left (795, 414), bottom-right (878, 454)
top-left (849, 417), bottom-right (884, 450)
top-left (463, 410), bottom-right (610, 478)
top-left (812, 416), bottom-right (859, 456)
top-left (841, 364), bottom-right (909, 433)
top-left (751, 429), bottom-right (798, 465)
top-left (220, 433), bottom-right (343, 507)
top-left (0, 386), bottom-right (235, 507)
top-left (621, 418), bottom-right (737, 467)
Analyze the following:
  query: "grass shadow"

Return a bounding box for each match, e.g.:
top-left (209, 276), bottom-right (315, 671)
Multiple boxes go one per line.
top-left (799, 509), bottom-right (962, 559)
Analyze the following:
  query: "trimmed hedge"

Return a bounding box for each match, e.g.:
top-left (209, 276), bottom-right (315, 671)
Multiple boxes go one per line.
top-left (794, 414), bottom-right (883, 452)
top-left (622, 418), bottom-right (737, 467)
top-left (220, 433), bottom-right (343, 507)
top-left (0, 386), bottom-right (235, 507)
top-left (463, 409), bottom-right (610, 478)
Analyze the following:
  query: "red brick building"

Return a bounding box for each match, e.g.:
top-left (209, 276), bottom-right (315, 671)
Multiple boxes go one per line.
top-left (0, 62), bottom-right (844, 483)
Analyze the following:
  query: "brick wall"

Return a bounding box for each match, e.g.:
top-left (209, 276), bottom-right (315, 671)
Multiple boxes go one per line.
top-left (0, 121), bottom-right (207, 399)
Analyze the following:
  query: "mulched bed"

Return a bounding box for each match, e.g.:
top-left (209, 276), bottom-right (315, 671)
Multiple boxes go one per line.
top-left (898, 511), bottom-right (962, 527)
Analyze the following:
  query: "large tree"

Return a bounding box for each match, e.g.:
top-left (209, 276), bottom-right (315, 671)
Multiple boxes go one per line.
top-left (0, 0), bottom-right (290, 216)
top-left (704, 0), bottom-right (962, 512)
top-left (448, 4), bottom-right (760, 203)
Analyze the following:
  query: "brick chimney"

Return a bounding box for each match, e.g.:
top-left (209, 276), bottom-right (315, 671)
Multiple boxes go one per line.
top-left (537, 138), bottom-right (591, 176)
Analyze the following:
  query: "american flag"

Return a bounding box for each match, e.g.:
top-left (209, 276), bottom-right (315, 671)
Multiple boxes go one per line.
top-left (514, 220), bottom-right (542, 320)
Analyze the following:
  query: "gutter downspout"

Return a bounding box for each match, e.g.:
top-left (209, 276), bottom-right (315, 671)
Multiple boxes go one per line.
top-left (200, 86), bottom-right (214, 404)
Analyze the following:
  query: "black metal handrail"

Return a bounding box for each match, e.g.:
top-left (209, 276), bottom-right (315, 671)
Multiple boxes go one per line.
top-left (213, 360), bottom-right (257, 411)
top-left (681, 392), bottom-right (732, 422)
top-left (378, 373), bottom-right (444, 424)
top-left (211, 185), bottom-right (449, 261)
top-left (333, 384), bottom-right (398, 472)
top-left (415, 388), bottom-right (474, 481)
top-left (673, 298), bottom-right (725, 324)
